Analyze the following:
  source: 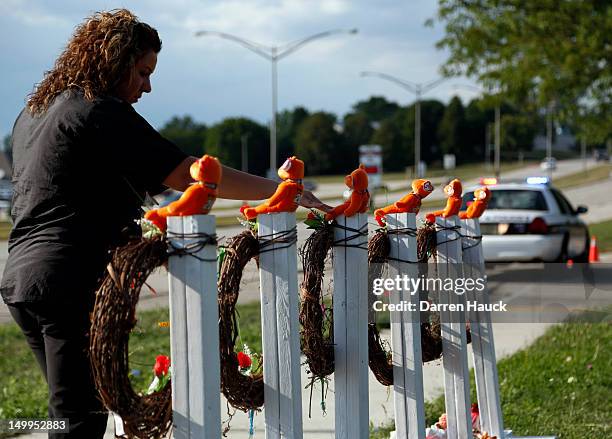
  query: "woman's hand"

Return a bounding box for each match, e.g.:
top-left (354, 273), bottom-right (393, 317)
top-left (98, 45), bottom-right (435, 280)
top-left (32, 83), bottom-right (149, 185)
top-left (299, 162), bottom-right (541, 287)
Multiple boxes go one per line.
top-left (301, 190), bottom-right (332, 212)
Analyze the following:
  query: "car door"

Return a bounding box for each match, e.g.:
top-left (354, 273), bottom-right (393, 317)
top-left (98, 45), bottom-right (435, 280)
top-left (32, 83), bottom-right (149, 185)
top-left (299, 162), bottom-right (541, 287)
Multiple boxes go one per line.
top-left (549, 188), bottom-right (588, 257)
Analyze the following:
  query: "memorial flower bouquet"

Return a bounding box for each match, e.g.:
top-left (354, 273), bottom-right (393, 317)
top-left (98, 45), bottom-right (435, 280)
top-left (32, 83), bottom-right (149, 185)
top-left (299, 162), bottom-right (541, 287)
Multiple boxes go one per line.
top-left (425, 404), bottom-right (497, 439)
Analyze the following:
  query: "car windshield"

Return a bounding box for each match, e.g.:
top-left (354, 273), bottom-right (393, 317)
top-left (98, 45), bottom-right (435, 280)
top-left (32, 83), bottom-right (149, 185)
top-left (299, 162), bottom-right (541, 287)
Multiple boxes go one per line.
top-left (461, 189), bottom-right (548, 211)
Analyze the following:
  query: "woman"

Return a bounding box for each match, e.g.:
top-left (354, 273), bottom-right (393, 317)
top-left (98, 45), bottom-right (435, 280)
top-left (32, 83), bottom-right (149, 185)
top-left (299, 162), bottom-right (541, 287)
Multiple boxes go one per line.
top-left (0, 9), bottom-right (329, 438)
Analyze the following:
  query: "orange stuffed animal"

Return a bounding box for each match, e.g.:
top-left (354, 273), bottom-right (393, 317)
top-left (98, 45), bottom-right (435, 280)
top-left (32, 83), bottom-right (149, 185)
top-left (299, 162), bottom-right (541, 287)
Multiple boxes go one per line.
top-left (324, 165), bottom-right (370, 221)
top-left (374, 179), bottom-right (434, 226)
top-left (425, 178), bottom-right (463, 223)
top-left (459, 187), bottom-right (491, 219)
top-left (241, 156), bottom-right (304, 220)
top-left (144, 154), bottom-right (222, 232)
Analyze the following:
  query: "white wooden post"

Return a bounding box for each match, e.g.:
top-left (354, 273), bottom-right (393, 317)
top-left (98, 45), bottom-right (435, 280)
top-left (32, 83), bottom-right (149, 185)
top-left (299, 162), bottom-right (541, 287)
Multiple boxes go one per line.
top-left (167, 215), bottom-right (221, 438)
top-left (258, 213), bottom-right (303, 438)
top-left (462, 219), bottom-right (504, 438)
top-left (387, 213), bottom-right (425, 439)
top-left (435, 216), bottom-right (472, 439)
top-left (333, 214), bottom-right (369, 439)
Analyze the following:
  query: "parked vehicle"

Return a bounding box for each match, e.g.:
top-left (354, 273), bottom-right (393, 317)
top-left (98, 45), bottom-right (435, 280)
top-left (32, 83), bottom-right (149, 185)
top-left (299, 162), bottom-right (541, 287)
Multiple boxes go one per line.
top-left (539, 156), bottom-right (557, 171)
top-left (594, 149), bottom-right (609, 162)
top-left (463, 177), bottom-right (589, 262)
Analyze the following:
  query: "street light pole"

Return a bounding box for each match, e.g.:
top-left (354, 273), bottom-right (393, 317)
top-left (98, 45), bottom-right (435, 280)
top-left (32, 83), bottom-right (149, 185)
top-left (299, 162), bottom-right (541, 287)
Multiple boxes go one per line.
top-left (360, 72), bottom-right (446, 177)
top-left (546, 101), bottom-right (554, 181)
top-left (415, 91), bottom-right (421, 176)
top-left (196, 29), bottom-right (358, 177)
top-left (271, 48), bottom-right (278, 175)
top-left (494, 105), bottom-right (501, 179)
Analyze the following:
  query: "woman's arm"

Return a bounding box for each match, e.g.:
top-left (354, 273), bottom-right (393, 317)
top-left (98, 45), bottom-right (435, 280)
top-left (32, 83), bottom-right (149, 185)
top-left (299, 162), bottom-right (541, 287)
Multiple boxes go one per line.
top-left (218, 165), bottom-right (277, 200)
top-left (163, 157), bottom-right (331, 211)
top-left (163, 158), bottom-right (276, 198)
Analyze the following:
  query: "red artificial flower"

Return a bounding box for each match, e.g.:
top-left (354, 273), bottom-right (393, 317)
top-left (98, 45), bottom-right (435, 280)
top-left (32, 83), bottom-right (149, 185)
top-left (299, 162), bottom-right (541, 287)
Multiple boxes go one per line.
top-left (307, 212), bottom-right (317, 220)
top-left (237, 351), bottom-right (252, 369)
top-left (471, 403), bottom-right (480, 429)
top-left (153, 355), bottom-right (170, 377)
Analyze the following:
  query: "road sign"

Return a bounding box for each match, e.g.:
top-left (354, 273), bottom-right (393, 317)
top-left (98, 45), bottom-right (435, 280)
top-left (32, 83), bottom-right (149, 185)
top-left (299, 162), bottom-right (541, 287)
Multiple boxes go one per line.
top-left (359, 144), bottom-right (382, 188)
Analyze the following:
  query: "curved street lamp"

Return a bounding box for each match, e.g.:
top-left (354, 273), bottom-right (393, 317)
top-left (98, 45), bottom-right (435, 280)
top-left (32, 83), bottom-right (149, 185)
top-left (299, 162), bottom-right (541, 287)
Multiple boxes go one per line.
top-left (360, 71), bottom-right (446, 178)
top-left (196, 29), bottom-right (358, 177)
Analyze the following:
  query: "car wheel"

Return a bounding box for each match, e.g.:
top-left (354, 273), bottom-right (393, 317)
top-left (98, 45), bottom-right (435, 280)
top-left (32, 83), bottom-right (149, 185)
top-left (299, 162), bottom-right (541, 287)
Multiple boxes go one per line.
top-left (574, 232), bottom-right (590, 264)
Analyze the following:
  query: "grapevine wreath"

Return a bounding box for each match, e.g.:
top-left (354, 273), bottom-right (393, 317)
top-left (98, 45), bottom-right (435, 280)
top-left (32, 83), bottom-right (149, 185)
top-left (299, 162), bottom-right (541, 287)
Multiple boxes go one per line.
top-left (89, 235), bottom-right (173, 439)
top-left (89, 227), bottom-right (266, 439)
top-left (299, 214), bottom-right (449, 388)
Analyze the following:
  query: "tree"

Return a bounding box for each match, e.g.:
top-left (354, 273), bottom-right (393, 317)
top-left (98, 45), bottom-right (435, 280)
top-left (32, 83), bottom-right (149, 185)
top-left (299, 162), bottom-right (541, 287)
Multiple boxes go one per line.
top-left (352, 96), bottom-right (400, 123)
top-left (431, 0), bottom-right (612, 143)
top-left (369, 99), bottom-right (445, 171)
top-left (205, 118), bottom-right (269, 176)
top-left (159, 115), bottom-right (207, 157)
top-left (437, 96), bottom-right (466, 158)
top-left (501, 114), bottom-right (538, 152)
top-left (342, 112), bottom-right (374, 165)
top-left (294, 112), bottom-right (341, 175)
top-left (277, 107), bottom-right (309, 161)
top-left (370, 112), bottom-right (410, 172)
top-left (463, 99), bottom-right (489, 162)
top-left (415, 99), bottom-right (446, 164)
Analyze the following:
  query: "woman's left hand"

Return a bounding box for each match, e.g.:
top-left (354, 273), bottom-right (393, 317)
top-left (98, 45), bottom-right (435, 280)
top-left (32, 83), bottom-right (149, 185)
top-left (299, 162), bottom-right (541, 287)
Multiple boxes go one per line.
top-left (301, 190), bottom-right (332, 212)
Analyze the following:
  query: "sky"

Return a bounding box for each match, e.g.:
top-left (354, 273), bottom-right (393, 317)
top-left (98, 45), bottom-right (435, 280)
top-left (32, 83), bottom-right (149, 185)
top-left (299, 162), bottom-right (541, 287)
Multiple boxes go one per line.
top-left (0, 0), bottom-right (479, 139)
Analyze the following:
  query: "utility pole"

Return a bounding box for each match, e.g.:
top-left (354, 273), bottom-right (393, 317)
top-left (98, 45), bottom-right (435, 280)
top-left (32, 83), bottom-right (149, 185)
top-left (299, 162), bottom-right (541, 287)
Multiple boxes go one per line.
top-left (494, 105), bottom-right (501, 179)
top-left (241, 134), bottom-right (249, 173)
top-left (361, 72), bottom-right (446, 177)
top-left (546, 101), bottom-right (554, 181)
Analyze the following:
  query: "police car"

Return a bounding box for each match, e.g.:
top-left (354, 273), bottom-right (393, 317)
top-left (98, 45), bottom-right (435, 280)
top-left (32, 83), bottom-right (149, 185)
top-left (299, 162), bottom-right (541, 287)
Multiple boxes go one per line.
top-left (462, 177), bottom-right (590, 262)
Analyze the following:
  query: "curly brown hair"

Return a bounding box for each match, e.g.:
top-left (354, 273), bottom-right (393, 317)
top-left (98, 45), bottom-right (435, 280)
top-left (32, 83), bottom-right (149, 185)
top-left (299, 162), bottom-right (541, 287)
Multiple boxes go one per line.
top-left (28, 9), bottom-right (161, 113)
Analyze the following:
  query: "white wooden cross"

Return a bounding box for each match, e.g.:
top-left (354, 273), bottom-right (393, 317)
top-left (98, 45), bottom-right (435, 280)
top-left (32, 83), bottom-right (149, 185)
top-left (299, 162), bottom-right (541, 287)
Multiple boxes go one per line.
top-left (387, 213), bottom-right (426, 439)
top-left (258, 212), bottom-right (303, 438)
top-left (435, 215), bottom-right (473, 439)
top-left (333, 213), bottom-right (369, 439)
top-left (462, 218), bottom-right (504, 438)
top-left (167, 215), bottom-right (221, 438)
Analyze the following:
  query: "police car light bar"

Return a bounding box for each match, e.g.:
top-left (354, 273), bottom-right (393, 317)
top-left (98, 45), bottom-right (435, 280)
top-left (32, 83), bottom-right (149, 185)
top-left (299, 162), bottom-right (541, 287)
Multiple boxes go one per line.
top-left (525, 176), bottom-right (550, 185)
top-left (479, 177), bottom-right (498, 185)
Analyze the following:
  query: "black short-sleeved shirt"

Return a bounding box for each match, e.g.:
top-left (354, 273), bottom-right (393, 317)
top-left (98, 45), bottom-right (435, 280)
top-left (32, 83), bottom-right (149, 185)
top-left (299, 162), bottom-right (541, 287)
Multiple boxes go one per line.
top-left (0, 90), bottom-right (187, 304)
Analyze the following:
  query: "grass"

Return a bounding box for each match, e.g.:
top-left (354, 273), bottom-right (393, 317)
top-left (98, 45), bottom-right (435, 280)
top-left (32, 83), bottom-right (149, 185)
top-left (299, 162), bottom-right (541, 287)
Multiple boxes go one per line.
top-left (0, 303), bottom-right (263, 436)
top-left (0, 222), bottom-right (10, 240)
top-left (589, 218), bottom-right (612, 253)
top-left (553, 164), bottom-right (611, 190)
top-left (371, 312), bottom-right (612, 438)
top-left (2, 303), bottom-right (610, 439)
top-left (3, 304), bottom-right (610, 438)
